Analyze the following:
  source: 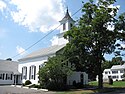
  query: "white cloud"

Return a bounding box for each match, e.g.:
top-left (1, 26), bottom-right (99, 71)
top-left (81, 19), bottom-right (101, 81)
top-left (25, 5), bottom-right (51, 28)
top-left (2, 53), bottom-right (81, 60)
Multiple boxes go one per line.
top-left (108, 5), bottom-right (120, 9)
top-left (50, 36), bottom-right (58, 46)
top-left (0, 0), bottom-right (6, 12)
top-left (106, 5), bottom-right (120, 31)
top-left (107, 22), bottom-right (114, 31)
top-left (108, 5), bottom-right (120, 16)
top-left (16, 46), bottom-right (26, 55)
top-left (121, 44), bottom-right (125, 48)
top-left (7, 0), bottom-right (65, 33)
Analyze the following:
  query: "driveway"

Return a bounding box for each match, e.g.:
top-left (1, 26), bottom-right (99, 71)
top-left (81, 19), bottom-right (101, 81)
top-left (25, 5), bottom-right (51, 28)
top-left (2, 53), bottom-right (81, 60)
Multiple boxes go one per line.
top-left (0, 86), bottom-right (55, 94)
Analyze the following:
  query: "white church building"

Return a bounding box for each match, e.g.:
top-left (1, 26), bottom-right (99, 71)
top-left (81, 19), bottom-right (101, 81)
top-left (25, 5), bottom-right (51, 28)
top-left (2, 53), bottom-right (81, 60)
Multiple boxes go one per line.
top-left (18, 9), bottom-right (88, 85)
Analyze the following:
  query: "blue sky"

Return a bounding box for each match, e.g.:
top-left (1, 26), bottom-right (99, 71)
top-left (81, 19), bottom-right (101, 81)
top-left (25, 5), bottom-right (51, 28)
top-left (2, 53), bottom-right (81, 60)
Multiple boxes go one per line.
top-left (0, 0), bottom-right (125, 61)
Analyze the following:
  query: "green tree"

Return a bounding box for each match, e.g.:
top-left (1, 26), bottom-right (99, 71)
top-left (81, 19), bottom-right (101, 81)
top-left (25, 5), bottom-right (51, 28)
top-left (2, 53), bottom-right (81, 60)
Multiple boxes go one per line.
top-left (64, 0), bottom-right (125, 88)
top-left (38, 55), bottom-right (72, 90)
top-left (102, 60), bottom-right (112, 71)
top-left (112, 57), bottom-right (124, 65)
top-left (102, 56), bottom-right (125, 71)
top-left (123, 73), bottom-right (125, 78)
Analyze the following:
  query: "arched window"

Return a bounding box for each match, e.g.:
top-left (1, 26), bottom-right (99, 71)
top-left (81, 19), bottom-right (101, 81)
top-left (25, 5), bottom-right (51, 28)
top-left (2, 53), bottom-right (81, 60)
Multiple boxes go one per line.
top-left (70, 23), bottom-right (73, 28)
top-left (29, 65), bottom-right (36, 80)
top-left (22, 66), bottom-right (27, 80)
top-left (63, 23), bottom-right (66, 30)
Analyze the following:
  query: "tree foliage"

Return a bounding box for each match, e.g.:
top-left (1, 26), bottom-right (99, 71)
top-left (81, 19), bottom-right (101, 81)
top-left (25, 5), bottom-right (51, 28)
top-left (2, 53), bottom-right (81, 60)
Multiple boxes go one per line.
top-left (38, 55), bottom-right (72, 90)
top-left (64, 0), bottom-right (125, 88)
top-left (102, 56), bottom-right (125, 71)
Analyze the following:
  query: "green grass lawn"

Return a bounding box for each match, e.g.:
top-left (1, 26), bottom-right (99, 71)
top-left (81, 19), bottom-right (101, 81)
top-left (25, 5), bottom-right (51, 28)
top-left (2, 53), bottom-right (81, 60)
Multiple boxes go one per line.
top-left (56, 81), bottom-right (125, 94)
top-left (89, 81), bottom-right (125, 88)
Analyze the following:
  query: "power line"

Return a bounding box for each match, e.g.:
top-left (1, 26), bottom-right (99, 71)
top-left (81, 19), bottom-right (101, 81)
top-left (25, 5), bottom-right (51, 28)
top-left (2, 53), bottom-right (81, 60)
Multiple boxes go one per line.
top-left (11, 6), bottom-right (82, 59)
top-left (11, 25), bottom-right (61, 59)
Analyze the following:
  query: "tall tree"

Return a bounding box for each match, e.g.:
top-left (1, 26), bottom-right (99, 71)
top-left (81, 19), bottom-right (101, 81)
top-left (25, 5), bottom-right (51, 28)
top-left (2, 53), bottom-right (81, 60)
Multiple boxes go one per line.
top-left (38, 55), bottom-right (72, 90)
top-left (64, 0), bottom-right (125, 88)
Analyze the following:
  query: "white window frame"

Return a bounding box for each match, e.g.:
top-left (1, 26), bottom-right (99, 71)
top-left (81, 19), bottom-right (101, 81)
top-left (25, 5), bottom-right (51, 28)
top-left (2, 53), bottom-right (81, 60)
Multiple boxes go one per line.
top-left (22, 66), bottom-right (27, 80)
top-left (29, 65), bottom-right (36, 80)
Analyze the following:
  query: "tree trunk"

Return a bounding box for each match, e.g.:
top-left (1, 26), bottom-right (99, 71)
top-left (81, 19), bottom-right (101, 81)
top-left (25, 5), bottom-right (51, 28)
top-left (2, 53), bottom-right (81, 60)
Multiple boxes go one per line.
top-left (98, 60), bottom-right (103, 89)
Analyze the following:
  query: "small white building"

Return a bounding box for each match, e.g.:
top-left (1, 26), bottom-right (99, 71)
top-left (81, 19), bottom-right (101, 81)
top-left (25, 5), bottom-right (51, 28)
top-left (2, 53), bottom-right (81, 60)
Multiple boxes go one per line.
top-left (101, 64), bottom-right (125, 82)
top-left (18, 9), bottom-right (88, 86)
top-left (0, 59), bottom-right (21, 85)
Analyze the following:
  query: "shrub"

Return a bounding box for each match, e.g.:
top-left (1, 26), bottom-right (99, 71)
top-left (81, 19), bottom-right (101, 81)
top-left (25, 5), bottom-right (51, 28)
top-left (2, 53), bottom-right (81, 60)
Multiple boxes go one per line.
top-left (73, 80), bottom-right (76, 87)
top-left (45, 81), bottom-right (69, 91)
top-left (33, 84), bottom-right (42, 89)
top-left (75, 82), bottom-right (83, 88)
top-left (22, 83), bottom-right (25, 86)
top-left (109, 78), bottom-right (113, 85)
top-left (25, 80), bottom-right (32, 85)
top-left (122, 79), bottom-right (125, 81)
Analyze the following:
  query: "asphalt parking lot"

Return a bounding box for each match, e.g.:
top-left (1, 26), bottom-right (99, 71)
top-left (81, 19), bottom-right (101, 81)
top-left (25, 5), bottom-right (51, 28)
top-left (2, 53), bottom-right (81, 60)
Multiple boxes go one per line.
top-left (0, 86), bottom-right (55, 94)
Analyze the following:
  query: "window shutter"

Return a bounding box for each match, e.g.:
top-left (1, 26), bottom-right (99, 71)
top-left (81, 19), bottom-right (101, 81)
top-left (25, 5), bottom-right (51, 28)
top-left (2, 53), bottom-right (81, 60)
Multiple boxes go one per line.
top-left (2, 74), bottom-right (4, 80)
top-left (34, 66), bottom-right (36, 80)
top-left (26, 67), bottom-right (27, 79)
top-left (11, 74), bottom-right (12, 80)
top-left (29, 66), bottom-right (31, 80)
top-left (22, 67), bottom-right (23, 79)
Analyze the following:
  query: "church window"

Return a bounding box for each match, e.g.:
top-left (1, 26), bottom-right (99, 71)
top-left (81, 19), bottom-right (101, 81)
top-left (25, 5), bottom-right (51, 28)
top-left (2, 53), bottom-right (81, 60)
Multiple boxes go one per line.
top-left (70, 23), bottom-right (73, 28)
top-left (0, 73), bottom-right (5, 80)
top-left (22, 66), bottom-right (27, 80)
top-left (0, 74), bottom-right (2, 79)
top-left (29, 65), bottom-right (36, 80)
top-left (63, 23), bottom-right (66, 30)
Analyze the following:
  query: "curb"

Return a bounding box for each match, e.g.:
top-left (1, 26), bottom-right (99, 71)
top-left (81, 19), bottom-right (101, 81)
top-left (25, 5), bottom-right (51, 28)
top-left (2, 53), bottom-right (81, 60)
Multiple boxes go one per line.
top-left (11, 85), bottom-right (49, 92)
top-left (39, 89), bottom-right (48, 91)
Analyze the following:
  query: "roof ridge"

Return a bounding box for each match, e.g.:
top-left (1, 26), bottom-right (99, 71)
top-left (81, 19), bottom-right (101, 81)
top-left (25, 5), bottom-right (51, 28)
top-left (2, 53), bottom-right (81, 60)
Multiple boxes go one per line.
top-left (18, 44), bottom-right (65, 61)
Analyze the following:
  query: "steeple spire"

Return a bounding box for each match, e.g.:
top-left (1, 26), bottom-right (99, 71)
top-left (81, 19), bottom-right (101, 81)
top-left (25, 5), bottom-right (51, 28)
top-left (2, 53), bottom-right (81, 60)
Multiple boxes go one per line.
top-left (57, 8), bottom-right (75, 45)
top-left (66, 6), bottom-right (68, 13)
top-left (59, 8), bottom-right (75, 22)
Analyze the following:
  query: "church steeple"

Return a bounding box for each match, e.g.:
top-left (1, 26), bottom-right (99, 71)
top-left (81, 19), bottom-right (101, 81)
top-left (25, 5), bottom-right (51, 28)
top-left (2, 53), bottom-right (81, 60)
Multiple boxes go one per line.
top-left (57, 8), bottom-right (75, 45)
top-left (59, 8), bottom-right (75, 33)
top-left (59, 8), bottom-right (74, 23)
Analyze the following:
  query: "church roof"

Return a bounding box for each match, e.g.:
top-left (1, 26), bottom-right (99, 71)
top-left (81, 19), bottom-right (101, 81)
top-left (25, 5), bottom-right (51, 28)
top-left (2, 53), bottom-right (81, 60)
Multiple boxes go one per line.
top-left (59, 9), bottom-right (75, 22)
top-left (0, 60), bottom-right (20, 74)
top-left (19, 44), bottom-right (65, 61)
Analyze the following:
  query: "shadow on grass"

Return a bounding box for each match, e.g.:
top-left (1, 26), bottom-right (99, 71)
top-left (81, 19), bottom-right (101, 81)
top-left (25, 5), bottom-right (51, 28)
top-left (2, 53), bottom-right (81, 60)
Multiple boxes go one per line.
top-left (55, 86), bottom-right (125, 94)
top-left (81, 85), bottom-right (125, 94)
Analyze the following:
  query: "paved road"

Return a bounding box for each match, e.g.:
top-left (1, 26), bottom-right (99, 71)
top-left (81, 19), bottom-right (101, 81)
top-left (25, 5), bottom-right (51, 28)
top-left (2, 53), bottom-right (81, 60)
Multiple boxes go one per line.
top-left (0, 86), bottom-right (55, 94)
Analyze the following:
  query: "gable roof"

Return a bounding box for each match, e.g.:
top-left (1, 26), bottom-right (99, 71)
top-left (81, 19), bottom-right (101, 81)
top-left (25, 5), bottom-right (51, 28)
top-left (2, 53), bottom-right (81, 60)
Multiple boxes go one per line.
top-left (0, 59), bottom-right (20, 74)
top-left (111, 64), bottom-right (125, 70)
top-left (19, 44), bottom-right (65, 61)
top-left (104, 69), bottom-right (111, 72)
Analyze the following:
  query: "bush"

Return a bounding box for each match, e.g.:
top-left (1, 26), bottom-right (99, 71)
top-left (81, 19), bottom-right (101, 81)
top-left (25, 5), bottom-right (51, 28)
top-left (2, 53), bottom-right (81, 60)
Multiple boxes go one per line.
top-left (72, 80), bottom-right (84, 88)
top-left (109, 78), bottom-right (113, 85)
top-left (122, 79), bottom-right (125, 81)
top-left (75, 82), bottom-right (83, 88)
top-left (22, 83), bottom-right (25, 86)
top-left (25, 80), bottom-right (32, 85)
top-left (45, 81), bottom-right (69, 91)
